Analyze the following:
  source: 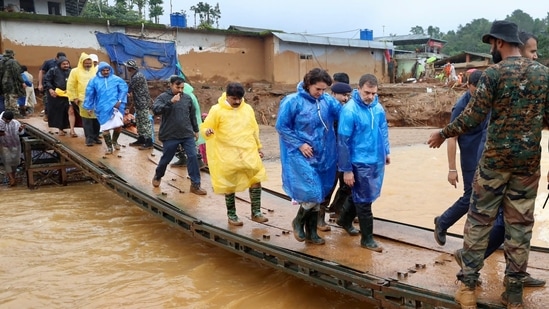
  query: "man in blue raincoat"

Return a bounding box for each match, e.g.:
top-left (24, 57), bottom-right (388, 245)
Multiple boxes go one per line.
top-left (337, 74), bottom-right (390, 252)
top-left (83, 62), bottom-right (128, 154)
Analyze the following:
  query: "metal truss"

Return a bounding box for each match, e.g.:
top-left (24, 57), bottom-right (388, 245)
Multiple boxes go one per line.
top-left (24, 125), bottom-right (503, 309)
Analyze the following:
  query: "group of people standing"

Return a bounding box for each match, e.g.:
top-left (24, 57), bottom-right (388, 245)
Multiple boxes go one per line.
top-left (38, 51), bottom-right (130, 154)
top-left (2, 20), bottom-right (547, 309)
top-left (429, 20), bottom-right (548, 308)
top-left (276, 68), bottom-right (391, 250)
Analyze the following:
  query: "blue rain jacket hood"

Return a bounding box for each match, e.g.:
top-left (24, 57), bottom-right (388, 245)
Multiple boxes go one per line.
top-left (83, 61), bottom-right (128, 125)
top-left (337, 89), bottom-right (390, 203)
top-left (275, 82), bottom-right (341, 203)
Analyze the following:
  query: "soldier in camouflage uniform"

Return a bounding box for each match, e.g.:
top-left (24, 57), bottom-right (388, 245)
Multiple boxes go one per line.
top-left (123, 59), bottom-right (153, 149)
top-left (428, 21), bottom-right (549, 309)
top-left (0, 50), bottom-right (25, 118)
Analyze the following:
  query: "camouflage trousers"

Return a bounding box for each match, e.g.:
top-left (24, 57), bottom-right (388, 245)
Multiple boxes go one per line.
top-left (135, 108), bottom-right (152, 139)
top-left (5, 94), bottom-right (21, 117)
top-left (460, 164), bottom-right (538, 280)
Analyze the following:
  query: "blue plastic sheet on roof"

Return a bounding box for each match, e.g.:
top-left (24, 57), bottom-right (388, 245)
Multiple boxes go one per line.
top-left (95, 32), bottom-right (178, 81)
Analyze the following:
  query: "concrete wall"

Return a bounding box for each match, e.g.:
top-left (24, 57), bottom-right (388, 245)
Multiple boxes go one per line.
top-left (272, 38), bottom-right (386, 85)
top-left (0, 17), bottom-right (387, 86)
top-left (174, 30), bottom-right (266, 85)
top-left (0, 18), bottom-right (266, 85)
top-left (0, 19), bottom-right (113, 81)
top-left (263, 35), bottom-right (276, 84)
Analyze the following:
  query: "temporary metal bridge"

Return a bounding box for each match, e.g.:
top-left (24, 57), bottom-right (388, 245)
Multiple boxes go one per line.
top-left (21, 120), bottom-right (549, 308)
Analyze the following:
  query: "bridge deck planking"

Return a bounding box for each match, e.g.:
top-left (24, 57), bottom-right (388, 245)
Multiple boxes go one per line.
top-left (22, 117), bottom-right (549, 308)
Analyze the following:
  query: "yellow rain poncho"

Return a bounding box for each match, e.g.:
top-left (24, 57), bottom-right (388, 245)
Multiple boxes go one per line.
top-left (66, 52), bottom-right (98, 118)
top-left (200, 93), bottom-right (266, 194)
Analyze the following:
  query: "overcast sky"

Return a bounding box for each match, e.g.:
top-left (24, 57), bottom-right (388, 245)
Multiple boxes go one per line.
top-left (159, 1), bottom-right (548, 39)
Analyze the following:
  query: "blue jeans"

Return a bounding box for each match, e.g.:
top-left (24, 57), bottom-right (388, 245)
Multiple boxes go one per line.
top-left (438, 167), bottom-right (502, 257)
top-left (438, 168), bottom-right (475, 230)
top-left (155, 138), bottom-right (201, 185)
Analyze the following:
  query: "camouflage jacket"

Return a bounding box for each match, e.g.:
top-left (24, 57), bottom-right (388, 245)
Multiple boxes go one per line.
top-left (442, 56), bottom-right (549, 175)
top-left (128, 71), bottom-right (151, 110)
top-left (0, 57), bottom-right (25, 96)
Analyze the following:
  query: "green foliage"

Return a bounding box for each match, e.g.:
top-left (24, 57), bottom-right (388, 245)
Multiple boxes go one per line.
top-left (132, 0), bottom-right (147, 19)
top-left (426, 26), bottom-right (443, 39)
top-left (82, 0), bottom-right (144, 23)
top-left (405, 10), bottom-right (548, 59)
top-left (190, 2), bottom-right (221, 28)
top-left (409, 26), bottom-right (425, 35)
top-left (441, 18), bottom-right (492, 55)
top-left (148, 0), bottom-right (164, 23)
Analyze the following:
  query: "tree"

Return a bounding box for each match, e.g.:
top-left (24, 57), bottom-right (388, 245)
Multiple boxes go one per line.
top-left (441, 18), bottom-right (492, 55)
top-left (81, 0), bottom-right (143, 23)
top-left (409, 26), bottom-right (425, 35)
top-left (426, 26), bottom-right (443, 39)
top-left (506, 9), bottom-right (535, 33)
top-left (132, 0), bottom-right (147, 19)
top-left (148, 0), bottom-right (164, 23)
top-left (190, 2), bottom-right (221, 29)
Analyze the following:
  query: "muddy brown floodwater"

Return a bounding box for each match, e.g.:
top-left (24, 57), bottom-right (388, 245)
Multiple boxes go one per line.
top-left (1, 127), bottom-right (548, 308)
top-left (0, 184), bottom-right (367, 308)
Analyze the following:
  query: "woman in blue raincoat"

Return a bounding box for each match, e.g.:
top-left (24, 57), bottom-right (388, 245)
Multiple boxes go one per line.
top-left (337, 74), bottom-right (390, 252)
top-left (275, 68), bottom-right (341, 245)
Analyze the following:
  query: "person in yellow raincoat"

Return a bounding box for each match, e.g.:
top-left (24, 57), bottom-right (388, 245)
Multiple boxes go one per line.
top-left (66, 52), bottom-right (100, 146)
top-left (200, 82), bottom-right (268, 226)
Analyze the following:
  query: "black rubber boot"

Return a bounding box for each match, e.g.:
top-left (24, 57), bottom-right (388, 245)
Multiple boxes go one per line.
top-left (305, 210), bottom-right (325, 245)
top-left (139, 138), bottom-right (153, 150)
top-left (129, 135), bottom-right (145, 147)
top-left (317, 207), bottom-right (331, 231)
top-left (336, 198), bottom-right (359, 236)
top-left (292, 206), bottom-right (307, 242)
top-left (358, 214), bottom-right (382, 252)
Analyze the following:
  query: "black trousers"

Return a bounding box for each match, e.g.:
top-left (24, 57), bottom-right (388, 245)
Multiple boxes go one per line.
top-left (82, 117), bottom-right (101, 142)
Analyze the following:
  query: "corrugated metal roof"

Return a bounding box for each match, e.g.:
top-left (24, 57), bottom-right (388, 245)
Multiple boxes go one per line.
top-left (433, 51), bottom-right (492, 66)
top-left (272, 32), bottom-right (393, 50)
top-left (464, 51), bottom-right (492, 58)
top-left (227, 25), bottom-right (283, 33)
top-left (375, 34), bottom-right (447, 45)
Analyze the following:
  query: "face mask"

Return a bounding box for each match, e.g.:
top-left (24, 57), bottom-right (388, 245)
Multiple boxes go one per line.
top-left (491, 48), bottom-right (503, 64)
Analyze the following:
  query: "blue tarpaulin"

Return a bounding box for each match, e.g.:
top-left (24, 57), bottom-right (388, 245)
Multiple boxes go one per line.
top-left (95, 32), bottom-right (178, 81)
